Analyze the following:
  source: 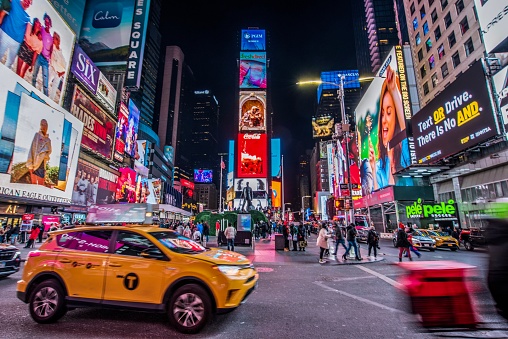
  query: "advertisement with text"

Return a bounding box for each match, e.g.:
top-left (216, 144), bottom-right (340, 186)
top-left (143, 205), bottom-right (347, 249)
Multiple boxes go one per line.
top-left (237, 133), bottom-right (268, 178)
top-left (239, 91), bottom-right (266, 132)
top-left (355, 46), bottom-right (414, 194)
top-left (474, 0), bottom-right (508, 54)
top-left (239, 52), bottom-right (267, 89)
top-left (0, 64), bottom-right (83, 204)
top-left (412, 61), bottom-right (498, 164)
top-left (114, 102), bottom-right (129, 162)
top-left (0, 0), bottom-right (75, 105)
top-left (312, 115), bottom-right (334, 139)
top-left (241, 29), bottom-right (266, 51)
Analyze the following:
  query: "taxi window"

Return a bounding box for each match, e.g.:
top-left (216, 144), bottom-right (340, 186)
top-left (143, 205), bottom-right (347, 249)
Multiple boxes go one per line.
top-left (114, 231), bottom-right (162, 257)
top-left (56, 231), bottom-right (112, 253)
top-left (150, 231), bottom-right (206, 254)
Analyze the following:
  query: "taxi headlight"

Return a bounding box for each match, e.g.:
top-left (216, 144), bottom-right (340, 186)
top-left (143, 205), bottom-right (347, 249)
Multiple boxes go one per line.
top-left (214, 265), bottom-right (252, 279)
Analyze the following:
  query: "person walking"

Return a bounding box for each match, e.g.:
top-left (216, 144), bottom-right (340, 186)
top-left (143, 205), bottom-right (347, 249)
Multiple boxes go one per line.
top-left (224, 223), bottom-right (236, 251)
top-left (395, 222), bottom-right (412, 262)
top-left (343, 223), bottom-right (362, 261)
top-left (24, 225), bottom-right (40, 248)
top-left (291, 224), bottom-right (298, 251)
top-left (333, 223), bottom-right (347, 259)
top-left (10, 224), bottom-right (20, 245)
top-left (38, 223), bottom-right (44, 243)
top-left (405, 227), bottom-right (421, 258)
top-left (183, 225), bottom-right (192, 238)
top-left (317, 223), bottom-right (332, 264)
top-left (298, 224), bottom-right (307, 251)
top-left (367, 225), bottom-right (379, 259)
top-left (282, 223), bottom-right (290, 252)
top-left (203, 222), bottom-right (210, 246)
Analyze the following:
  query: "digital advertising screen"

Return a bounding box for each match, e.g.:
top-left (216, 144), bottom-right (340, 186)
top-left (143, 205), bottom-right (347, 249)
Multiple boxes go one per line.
top-left (70, 45), bottom-right (100, 95)
top-left (125, 99), bottom-right (140, 157)
top-left (70, 86), bottom-right (115, 160)
top-left (241, 29), bottom-right (266, 51)
top-left (412, 61), bottom-right (498, 164)
top-left (96, 168), bottom-right (118, 205)
top-left (71, 158), bottom-right (100, 206)
top-left (355, 46), bottom-right (414, 194)
top-left (312, 116), bottom-right (334, 139)
top-left (239, 52), bottom-right (267, 89)
top-left (97, 72), bottom-right (118, 113)
top-left (180, 178), bottom-right (194, 199)
top-left (115, 167), bottom-right (136, 203)
top-left (271, 138), bottom-right (281, 177)
top-left (114, 102), bottom-right (129, 162)
top-left (79, 0), bottom-right (135, 65)
top-left (493, 65), bottom-right (508, 137)
top-left (0, 63), bottom-right (83, 204)
top-left (49, 0), bottom-right (86, 34)
top-left (271, 180), bottom-right (281, 208)
top-left (237, 213), bottom-right (252, 231)
top-left (233, 199), bottom-right (268, 212)
top-left (0, 0), bottom-right (75, 106)
top-left (194, 169), bottom-right (213, 183)
top-left (474, 0), bottom-right (508, 54)
top-left (239, 91), bottom-right (266, 132)
top-left (237, 133), bottom-right (268, 178)
top-left (234, 178), bottom-right (267, 198)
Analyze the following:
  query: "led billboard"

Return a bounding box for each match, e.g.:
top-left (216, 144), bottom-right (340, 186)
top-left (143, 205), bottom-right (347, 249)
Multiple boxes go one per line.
top-left (239, 52), bottom-right (267, 89)
top-left (312, 116), bottom-right (334, 138)
top-left (97, 72), bottom-right (117, 113)
top-left (474, 0), bottom-right (508, 54)
top-left (412, 61), bottom-right (498, 164)
top-left (115, 167), bottom-right (136, 203)
top-left (70, 45), bottom-right (100, 95)
top-left (49, 0), bottom-right (86, 34)
top-left (71, 158), bottom-right (100, 206)
top-left (237, 133), bottom-right (268, 178)
top-left (0, 0), bottom-right (75, 105)
top-left (70, 86), bottom-right (115, 160)
top-left (233, 198), bottom-right (268, 212)
top-left (0, 63), bottom-right (83, 204)
top-left (194, 169), bottom-right (213, 183)
top-left (241, 29), bottom-right (266, 51)
top-left (239, 91), bottom-right (266, 132)
top-left (493, 65), bottom-right (508, 136)
top-left (355, 46), bottom-right (414, 194)
top-left (271, 180), bottom-right (282, 208)
top-left (271, 138), bottom-right (281, 177)
top-left (79, 0), bottom-right (135, 65)
top-left (114, 102), bottom-right (129, 162)
top-left (125, 99), bottom-right (140, 157)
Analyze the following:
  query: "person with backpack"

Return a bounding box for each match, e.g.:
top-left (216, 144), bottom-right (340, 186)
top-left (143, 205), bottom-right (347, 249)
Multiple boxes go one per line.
top-left (367, 225), bottom-right (379, 259)
top-left (395, 222), bottom-right (412, 262)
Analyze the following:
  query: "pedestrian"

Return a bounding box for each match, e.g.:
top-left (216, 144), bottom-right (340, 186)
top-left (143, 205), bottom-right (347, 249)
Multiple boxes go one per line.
top-left (192, 227), bottom-right (202, 244)
top-left (38, 223), bottom-right (45, 243)
top-left (10, 224), bottom-right (20, 245)
top-left (203, 222), bottom-right (210, 245)
top-left (298, 224), bottom-right (307, 251)
top-left (0, 226), bottom-right (4, 243)
top-left (343, 223), bottom-right (362, 261)
top-left (367, 225), bottom-right (379, 259)
top-left (405, 227), bottom-right (421, 258)
top-left (333, 223), bottom-right (347, 259)
top-left (183, 225), bottom-right (192, 238)
top-left (267, 221), bottom-right (272, 240)
top-left (215, 220), bottom-right (220, 235)
top-left (224, 223), bottom-right (236, 251)
top-left (317, 223), bottom-right (332, 264)
top-left (395, 222), bottom-right (412, 262)
top-left (24, 225), bottom-right (40, 248)
top-left (291, 224), bottom-right (299, 251)
top-left (283, 223), bottom-right (290, 252)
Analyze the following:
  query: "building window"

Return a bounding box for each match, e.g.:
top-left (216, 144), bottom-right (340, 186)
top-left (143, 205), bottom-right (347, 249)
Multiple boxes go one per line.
top-left (441, 0), bottom-right (448, 10)
top-left (444, 12), bottom-right (452, 28)
top-left (420, 6), bottom-right (426, 19)
top-left (456, 0), bottom-right (465, 14)
top-left (410, 3), bottom-right (416, 15)
top-left (416, 32), bottom-right (421, 45)
top-left (464, 37), bottom-right (475, 56)
top-left (426, 38), bottom-right (432, 52)
top-left (429, 55), bottom-right (436, 70)
top-left (413, 17), bottom-right (419, 30)
top-left (434, 26), bottom-right (442, 41)
top-left (431, 9), bottom-right (438, 23)
top-left (423, 21), bottom-right (429, 35)
top-left (423, 82), bottom-right (430, 95)
top-left (448, 31), bottom-right (456, 48)
top-left (452, 51), bottom-right (461, 68)
top-left (421, 64), bottom-right (427, 78)
top-left (459, 17), bottom-right (469, 35)
top-left (441, 63), bottom-right (449, 78)
top-left (418, 48), bottom-right (424, 62)
top-left (431, 73), bottom-right (439, 88)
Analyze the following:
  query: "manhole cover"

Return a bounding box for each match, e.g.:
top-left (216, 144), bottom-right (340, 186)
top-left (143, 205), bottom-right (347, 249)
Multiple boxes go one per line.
top-left (256, 267), bottom-right (274, 272)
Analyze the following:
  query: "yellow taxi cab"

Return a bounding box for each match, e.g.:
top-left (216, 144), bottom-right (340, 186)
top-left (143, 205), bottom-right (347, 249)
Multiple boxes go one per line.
top-left (418, 229), bottom-right (459, 251)
top-left (16, 225), bottom-right (258, 334)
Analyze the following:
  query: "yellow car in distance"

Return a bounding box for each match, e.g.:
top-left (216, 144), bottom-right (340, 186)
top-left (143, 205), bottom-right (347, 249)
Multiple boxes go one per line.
top-left (418, 229), bottom-right (459, 251)
top-left (17, 225), bottom-right (258, 334)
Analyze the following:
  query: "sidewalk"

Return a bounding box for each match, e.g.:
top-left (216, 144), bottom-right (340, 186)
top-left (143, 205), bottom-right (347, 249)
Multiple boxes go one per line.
top-left (208, 234), bottom-right (385, 265)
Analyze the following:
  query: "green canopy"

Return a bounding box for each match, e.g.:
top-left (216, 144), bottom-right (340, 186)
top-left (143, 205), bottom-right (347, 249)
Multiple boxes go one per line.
top-left (194, 210), bottom-right (268, 236)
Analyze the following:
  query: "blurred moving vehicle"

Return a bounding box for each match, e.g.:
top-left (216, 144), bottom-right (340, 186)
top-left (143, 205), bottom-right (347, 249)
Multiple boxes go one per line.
top-left (418, 229), bottom-right (459, 251)
top-left (17, 225), bottom-right (258, 334)
top-left (393, 229), bottom-right (436, 251)
top-left (459, 228), bottom-right (486, 251)
top-left (0, 243), bottom-right (21, 278)
top-left (356, 227), bottom-right (369, 243)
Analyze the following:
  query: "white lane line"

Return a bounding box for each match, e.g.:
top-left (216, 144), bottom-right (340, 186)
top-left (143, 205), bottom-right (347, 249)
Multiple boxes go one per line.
top-left (356, 265), bottom-right (404, 289)
top-left (313, 281), bottom-right (405, 313)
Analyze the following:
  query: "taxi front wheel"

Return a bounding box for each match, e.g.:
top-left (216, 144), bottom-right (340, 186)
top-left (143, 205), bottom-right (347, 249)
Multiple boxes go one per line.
top-left (29, 279), bottom-right (67, 324)
top-left (168, 284), bottom-right (212, 334)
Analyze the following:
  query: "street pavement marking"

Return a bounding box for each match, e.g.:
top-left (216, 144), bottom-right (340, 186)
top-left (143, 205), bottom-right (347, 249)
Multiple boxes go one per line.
top-left (356, 265), bottom-right (404, 289)
top-left (313, 281), bottom-right (405, 313)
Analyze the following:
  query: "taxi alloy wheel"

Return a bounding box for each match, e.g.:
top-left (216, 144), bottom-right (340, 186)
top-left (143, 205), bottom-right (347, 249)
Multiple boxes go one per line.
top-left (29, 279), bottom-right (67, 324)
top-left (169, 284), bottom-right (211, 334)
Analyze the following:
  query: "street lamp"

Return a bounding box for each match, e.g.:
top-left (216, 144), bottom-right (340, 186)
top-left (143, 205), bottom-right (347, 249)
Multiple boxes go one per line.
top-left (301, 195), bottom-right (311, 220)
top-left (297, 76), bottom-right (375, 224)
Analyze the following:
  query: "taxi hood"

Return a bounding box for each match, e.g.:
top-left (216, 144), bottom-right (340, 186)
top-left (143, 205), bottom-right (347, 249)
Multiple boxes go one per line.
top-left (191, 248), bottom-right (251, 265)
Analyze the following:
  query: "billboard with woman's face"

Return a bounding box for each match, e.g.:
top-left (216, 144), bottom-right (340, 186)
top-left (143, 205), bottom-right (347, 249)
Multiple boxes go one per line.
top-left (355, 46), bottom-right (414, 194)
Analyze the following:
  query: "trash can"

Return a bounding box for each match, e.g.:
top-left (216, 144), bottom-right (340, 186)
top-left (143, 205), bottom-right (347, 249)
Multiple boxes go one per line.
top-left (398, 260), bottom-right (478, 328)
top-left (274, 234), bottom-right (285, 251)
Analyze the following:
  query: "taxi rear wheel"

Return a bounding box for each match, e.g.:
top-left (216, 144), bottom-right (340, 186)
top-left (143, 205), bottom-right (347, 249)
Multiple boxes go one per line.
top-left (168, 284), bottom-right (212, 334)
top-left (29, 279), bottom-right (67, 324)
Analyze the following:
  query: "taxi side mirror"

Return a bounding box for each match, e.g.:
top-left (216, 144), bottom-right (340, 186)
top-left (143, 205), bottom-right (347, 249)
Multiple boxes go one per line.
top-left (140, 248), bottom-right (168, 261)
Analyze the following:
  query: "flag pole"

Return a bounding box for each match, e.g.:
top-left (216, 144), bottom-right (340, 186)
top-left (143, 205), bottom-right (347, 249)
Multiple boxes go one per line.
top-left (219, 155), bottom-right (223, 213)
top-left (281, 154), bottom-right (285, 221)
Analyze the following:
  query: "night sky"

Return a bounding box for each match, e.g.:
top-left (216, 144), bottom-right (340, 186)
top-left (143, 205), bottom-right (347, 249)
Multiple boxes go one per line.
top-left (160, 1), bottom-right (357, 204)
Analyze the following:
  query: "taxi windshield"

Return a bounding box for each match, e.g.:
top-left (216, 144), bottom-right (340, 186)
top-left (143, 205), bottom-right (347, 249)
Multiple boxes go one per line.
top-left (149, 231), bottom-right (206, 254)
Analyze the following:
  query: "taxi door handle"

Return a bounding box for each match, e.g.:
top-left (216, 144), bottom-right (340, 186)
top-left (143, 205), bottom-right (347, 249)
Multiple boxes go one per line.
top-left (59, 259), bottom-right (71, 264)
top-left (109, 263), bottom-right (122, 267)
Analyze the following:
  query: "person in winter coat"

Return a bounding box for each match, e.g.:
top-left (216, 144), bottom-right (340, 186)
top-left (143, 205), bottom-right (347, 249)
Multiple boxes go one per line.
top-left (297, 224), bottom-right (307, 251)
top-left (367, 225), bottom-right (379, 258)
top-left (282, 224), bottom-right (290, 252)
top-left (291, 224), bottom-right (299, 251)
top-left (343, 223), bottom-right (362, 261)
top-left (395, 222), bottom-right (412, 261)
top-left (333, 223), bottom-right (347, 259)
top-left (317, 223), bottom-right (332, 264)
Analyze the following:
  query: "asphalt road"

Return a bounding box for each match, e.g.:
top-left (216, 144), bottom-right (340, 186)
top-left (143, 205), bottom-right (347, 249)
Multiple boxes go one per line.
top-left (1, 238), bottom-right (507, 339)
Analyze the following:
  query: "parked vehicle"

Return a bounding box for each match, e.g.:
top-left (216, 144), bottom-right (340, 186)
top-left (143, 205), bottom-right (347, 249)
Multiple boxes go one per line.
top-left (356, 227), bottom-right (369, 243)
top-left (418, 229), bottom-right (459, 251)
top-left (460, 228), bottom-right (487, 251)
top-left (0, 243), bottom-right (21, 278)
top-left (392, 229), bottom-right (436, 251)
